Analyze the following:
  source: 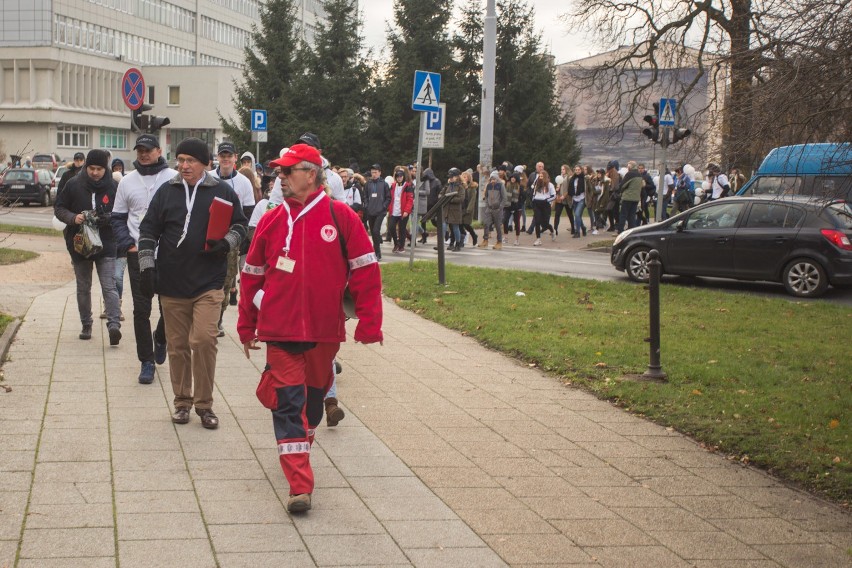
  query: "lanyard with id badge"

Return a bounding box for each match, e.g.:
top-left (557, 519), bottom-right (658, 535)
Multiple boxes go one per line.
top-left (276, 191), bottom-right (326, 273)
top-left (176, 177), bottom-right (204, 247)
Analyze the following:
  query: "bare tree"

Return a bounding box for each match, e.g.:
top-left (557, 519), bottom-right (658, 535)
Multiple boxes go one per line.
top-left (563, 0), bottom-right (852, 172)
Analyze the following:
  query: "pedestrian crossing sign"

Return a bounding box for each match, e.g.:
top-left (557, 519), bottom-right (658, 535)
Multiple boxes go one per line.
top-left (412, 70), bottom-right (441, 112)
top-left (659, 98), bottom-right (676, 126)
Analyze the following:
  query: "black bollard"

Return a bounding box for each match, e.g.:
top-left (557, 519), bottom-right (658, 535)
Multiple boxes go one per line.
top-left (643, 249), bottom-right (667, 381)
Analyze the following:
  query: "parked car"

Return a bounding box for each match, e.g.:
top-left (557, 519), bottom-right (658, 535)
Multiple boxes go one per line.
top-left (0, 168), bottom-right (54, 207)
top-left (52, 165), bottom-right (71, 201)
top-left (32, 153), bottom-right (62, 172)
top-left (611, 196), bottom-right (852, 298)
top-left (737, 143), bottom-right (852, 201)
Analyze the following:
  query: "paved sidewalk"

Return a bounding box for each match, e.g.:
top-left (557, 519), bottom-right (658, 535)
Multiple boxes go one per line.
top-left (0, 283), bottom-right (850, 567)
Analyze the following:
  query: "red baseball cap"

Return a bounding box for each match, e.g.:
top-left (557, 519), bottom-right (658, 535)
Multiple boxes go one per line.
top-left (270, 143), bottom-right (321, 168)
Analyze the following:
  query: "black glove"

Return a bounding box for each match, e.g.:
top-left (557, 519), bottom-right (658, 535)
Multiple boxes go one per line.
top-left (201, 238), bottom-right (230, 258)
top-left (140, 268), bottom-right (157, 299)
top-left (95, 212), bottom-right (112, 227)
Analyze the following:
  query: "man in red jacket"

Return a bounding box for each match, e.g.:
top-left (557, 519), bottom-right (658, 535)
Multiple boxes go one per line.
top-left (237, 143), bottom-right (383, 514)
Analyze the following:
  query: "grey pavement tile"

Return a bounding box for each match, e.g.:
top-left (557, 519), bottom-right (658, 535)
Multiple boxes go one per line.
top-left (364, 495), bottom-right (457, 521)
top-left (234, 419), bottom-right (274, 435)
top-left (552, 518), bottom-right (658, 546)
top-left (35, 461), bottom-right (110, 483)
top-left (302, 534), bottom-right (409, 566)
top-left (33, 438), bottom-right (109, 465)
top-left (332, 455), bottom-right (416, 478)
top-left (469, 456), bottom-right (555, 478)
top-left (118, 538), bottom-right (216, 568)
top-left (433, 487), bottom-right (529, 510)
top-left (600, 420), bottom-right (680, 437)
top-left (613, 506), bottom-right (718, 532)
top-left (348, 476), bottom-right (437, 499)
top-left (113, 469), bottom-right (194, 491)
top-left (318, 439), bottom-right (399, 458)
top-left (43, 403), bottom-right (106, 416)
top-left (187, 459), bottom-right (267, 480)
top-left (670, 495), bottom-right (775, 519)
top-left (0, 418), bottom-right (41, 435)
top-left (114, 490), bottom-right (200, 514)
top-left (496, 475), bottom-right (587, 498)
top-left (649, 530), bottom-right (766, 560)
top-left (51, 380), bottom-right (105, 392)
top-left (585, 545), bottom-right (692, 568)
top-left (0, 450), bottom-right (34, 471)
top-left (690, 561), bottom-right (783, 568)
top-left (551, 466), bottom-right (636, 487)
top-left (107, 406), bottom-right (169, 421)
top-left (385, 519), bottom-right (485, 549)
top-left (639, 475), bottom-right (730, 497)
top-left (107, 394), bottom-right (171, 408)
top-left (625, 434), bottom-right (707, 452)
top-left (309, 465), bottom-right (351, 489)
top-left (117, 511), bottom-right (207, 540)
top-left (216, 551), bottom-right (317, 568)
top-left (201, 500), bottom-right (291, 524)
top-left (406, 547), bottom-right (509, 567)
top-left (111, 450), bottom-right (187, 471)
top-left (552, 425), bottom-right (633, 443)
top-left (481, 419), bottom-right (556, 439)
top-left (579, 485), bottom-right (675, 508)
top-left (411, 467), bottom-right (501, 488)
top-left (0, 434), bottom-right (39, 451)
top-left (300, 487), bottom-right (365, 510)
top-left (509, 433), bottom-right (580, 451)
top-left (690, 465), bottom-right (779, 488)
top-left (0, 471), bottom-right (32, 491)
top-left (431, 427), bottom-right (507, 443)
top-left (520, 495), bottom-right (620, 520)
top-left (30, 482), bottom-right (112, 505)
top-left (24, 503), bottom-right (113, 529)
top-left (573, 440), bottom-right (658, 458)
top-left (48, 391), bottom-right (107, 405)
top-left (0, 492), bottom-right (27, 539)
top-left (447, 439), bottom-right (528, 458)
top-left (194, 479), bottom-right (278, 502)
top-left (712, 517), bottom-right (829, 545)
top-left (290, 506), bottom-right (385, 535)
top-left (17, 558), bottom-right (116, 568)
top-left (604, 457), bottom-right (692, 478)
top-left (208, 523), bottom-right (304, 553)
top-left (756, 543), bottom-right (852, 567)
top-left (42, 413), bottom-right (108, 428)
top-left (482, 533), bottom-right (592, 564)
top-left (553, 449), bottom-right (610, 468)
top-left (392, 448), bottom-right (476, 468)
top-left (110, 432), bottom-right (182, 451)
top-left (19, 527), bottom-right (114, 559)
top-left (455, 508), bottom-right (558, 535)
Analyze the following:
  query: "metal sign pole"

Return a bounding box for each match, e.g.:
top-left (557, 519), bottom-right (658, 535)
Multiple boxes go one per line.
top-left (410, 112), bottom-right (426, 268)
top-left (656, 126), bottom-right (668, 223)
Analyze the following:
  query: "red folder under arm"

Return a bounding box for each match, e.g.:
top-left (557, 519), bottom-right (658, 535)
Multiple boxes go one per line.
top-left (206, 196), bottom-right (234, 250)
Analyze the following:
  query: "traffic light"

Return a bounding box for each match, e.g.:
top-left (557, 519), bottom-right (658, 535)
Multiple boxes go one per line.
top-left (146, 115), bottom-right (171, 132)
top-left (642, 102), bottom-right (660, 142)
top-left (131, 104), bottom-right (153, 133)
top-left (671, 128), bottom-right (692, 144)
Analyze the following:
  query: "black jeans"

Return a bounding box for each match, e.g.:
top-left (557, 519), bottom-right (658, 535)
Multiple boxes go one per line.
top-left (127, 252), bottom-right (166, 363)
top-left (532, 200), bottom-right (554, 238)
top-left (552, 201), bottom-right (574, 234)
top-left (387, 215), bottom-right (407, 248)
top-left (366, 213), bottom-right (386, 258)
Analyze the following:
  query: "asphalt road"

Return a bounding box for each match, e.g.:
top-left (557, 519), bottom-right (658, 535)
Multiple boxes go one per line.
top-left (3, 204), bottom-right (851, 306)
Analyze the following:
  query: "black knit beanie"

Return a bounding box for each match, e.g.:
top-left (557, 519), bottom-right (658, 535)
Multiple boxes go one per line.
top-left (85, 149), bottom-right (110, 170)
top-left (175, 137), bottom-right (211, 165)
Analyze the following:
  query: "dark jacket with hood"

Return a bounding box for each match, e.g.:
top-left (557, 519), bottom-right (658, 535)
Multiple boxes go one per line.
top-left (619, 169), bottom-right (644, 202)
top-left (423, 168), bottom-right (442, 211)
top-left (364, 176), bottom-right (391, 217)
top-left (57, 164), bottom-right (82, 196)
top-left (54, 170), bottom-right (118, 262)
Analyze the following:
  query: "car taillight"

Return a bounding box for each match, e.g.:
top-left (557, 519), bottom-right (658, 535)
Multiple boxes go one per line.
top-left (821, 229), bottom-right (852, 251)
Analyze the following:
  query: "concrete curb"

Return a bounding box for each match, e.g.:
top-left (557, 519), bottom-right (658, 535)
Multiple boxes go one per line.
top-left (0, 317), bottom-right (21, 365)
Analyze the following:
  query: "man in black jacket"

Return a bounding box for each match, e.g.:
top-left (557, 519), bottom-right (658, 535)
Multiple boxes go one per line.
top-left (56, 152), bottom-right (85, 196)
top-left (363, 164), bottom-right (391, 261)
top-left (54, 150), bottom-right (122, 343)
top-left (138, 138), bottom-right (247, 429)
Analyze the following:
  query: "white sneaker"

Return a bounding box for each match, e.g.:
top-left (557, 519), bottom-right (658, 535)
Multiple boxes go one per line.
top-left (533, 239), bottom-right (541, 246)
top-left (592, 229), bottom-right (599, 235)
top-left (551, 233), bottom-right (556, 242)
top-left (514, 239), bottom-right (519, 246)
top-left (502, 237), bottom-right (508, 244)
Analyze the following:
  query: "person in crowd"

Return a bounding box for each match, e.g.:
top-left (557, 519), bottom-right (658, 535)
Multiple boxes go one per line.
top-left (439, 168), bottom-right (464, 251)
top-left (671, 166), bottom-right (692, 214)
top-left (209, 142), bottom-right (256, 334)
top-left (54, 149), bottom-right (121, 344)
top-left (567, 165), bottom-right (590, 238)
top-left (478, 170), bottom-right (505, 250)
top-left (659, 168), bottom-right (675, 220)
top-left (503, 171), bottom-right (523, 246)
top-left (237, 143), bottom-right (382, 514)
top-left (57, 152), bottom-right (86, 196)
top-left (617, 161), bottom-right (644, 233)
top-left (729, 166), bottom-right (746, 194)
top-left (111, 134), bottom-right (177, 383)
top-left (637, 163), bottom-right (656, 225)
top-left (593, 168), bottom-right (610, 230)
top-left (386, 167), bottom-right (413, 254)
top-left (137, 137), bottom-right (248, 429)
top-left (340, 168), bottom-right (363, 214)
top-left (706, 163), bottom-right (731, 201)
top-left (364, 164), bottom-right (391, 261)
top-left (553, 164), bottom-right (574, 236)
top-left (530, 170), bottom-right (556, 246)
top-left (420, 167), bottom-right (442, 244)
top-left (584, 165), bottom-right (600, 234)
top-left (605, 160), bottom-right (621, 231)
top-left (460, 170), bottom-right (478, 247)
top-left (111, 159), bottom-right (125, 178)
top-left (525, 162), bottom-right (545, 234)
top-left (296, 132), bottom-right (345, 202)
top-left (514, 165), bottom-right (529, 232)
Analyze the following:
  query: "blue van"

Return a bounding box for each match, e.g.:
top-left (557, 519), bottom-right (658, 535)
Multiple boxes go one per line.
top-left (737, 143), bottom-right (852, 200)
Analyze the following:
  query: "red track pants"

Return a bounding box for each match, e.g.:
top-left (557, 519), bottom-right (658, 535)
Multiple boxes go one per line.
top-left (255, 342), bottom-right (339, 495)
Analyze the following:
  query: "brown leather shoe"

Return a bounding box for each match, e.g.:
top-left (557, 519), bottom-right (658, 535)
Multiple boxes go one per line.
top-left (324, 398), bottom-right (345, 427)
top-left (196, 408), bottom-right (219, 429)
top-left (287, 493), bottom-right (311, 513)
top-left (172, 407), bottom-right (190, 424)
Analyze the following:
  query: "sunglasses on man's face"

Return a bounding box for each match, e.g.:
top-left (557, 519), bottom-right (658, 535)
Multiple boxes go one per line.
top-left (278, 166), bottom-right (312, 176)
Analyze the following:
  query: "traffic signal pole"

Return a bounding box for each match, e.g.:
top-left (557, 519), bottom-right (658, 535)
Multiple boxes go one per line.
top-left (656, 126), bottom-right (668, 223)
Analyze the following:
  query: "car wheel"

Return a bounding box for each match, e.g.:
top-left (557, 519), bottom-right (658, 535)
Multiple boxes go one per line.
top-left (41, 189), bottom-right (50, 207)
top-left (625, 246), bottom-right (653, 282)
top-left (782, 258), bottom-right (828, 298)
top-left (22, 200), bottom-right (30, 207)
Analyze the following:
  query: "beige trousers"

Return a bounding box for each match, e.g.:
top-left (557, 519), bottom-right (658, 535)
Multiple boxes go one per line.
top-left (160, 289), bottom-right (224, 410)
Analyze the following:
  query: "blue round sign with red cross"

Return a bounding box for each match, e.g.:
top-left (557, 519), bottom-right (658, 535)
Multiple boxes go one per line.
top-left (121, 68), bottom-right (146, 110)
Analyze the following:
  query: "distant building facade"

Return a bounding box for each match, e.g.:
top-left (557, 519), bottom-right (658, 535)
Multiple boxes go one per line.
top-left (0, 0), bottom-right (333, 166)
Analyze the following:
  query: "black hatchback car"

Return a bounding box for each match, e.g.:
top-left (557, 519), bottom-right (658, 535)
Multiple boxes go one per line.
top-left (0, 168), bottom-right (54, 206)
top-left (611, 196), bottom-right (852, 297)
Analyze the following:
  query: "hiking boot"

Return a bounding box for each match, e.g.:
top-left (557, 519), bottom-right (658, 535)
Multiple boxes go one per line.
top-left (325, 397), bottom-right (345, 427)
top-left (471, 234), bottom-right (478, 246)
top-left (108, 326), bottom-right (121, 346)
top-left (153, 332), bottom-right (167, 365)
top-left (79, 324), bottom-right (92, 340)
top-left (138, 361), bottom-right (155, 384)
top-left (493, 242), bottom-right (503, 250)
top-left (477, 239), bottom-right (488, 249)
top-left (451, 244), bottom-right (461, 252)
top-left (196, 408), bottom-right (219, 429)
top-left (334, 360), bottom-right (343, 374)
top-left (582, 226), bottom-right (587, 236)
top-left (287, 493), bottom-right (312, 513)
top-left (172, 407), bottom-right (191, 424)
top-left (419, 234), bottom-right (427, 244)
top-left (229, 290), bottom-right (238, 306)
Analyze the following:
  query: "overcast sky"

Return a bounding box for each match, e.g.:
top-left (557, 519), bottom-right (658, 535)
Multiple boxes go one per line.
top-left (360, 0), bottom-right (598, 66)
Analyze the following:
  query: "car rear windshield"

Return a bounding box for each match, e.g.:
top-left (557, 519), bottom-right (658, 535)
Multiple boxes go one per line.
top-left (3, 171), bottom-right (35, 182)
top-left (826, 202), bottom-right (852, 230)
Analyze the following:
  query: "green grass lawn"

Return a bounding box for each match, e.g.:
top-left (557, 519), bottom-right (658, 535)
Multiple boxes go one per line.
top-left (0, 313), bottom-right (13, 338)
top-left (381, 261), bottom-right (851, 504)
top-left (0, 223), bottom-right (62, 236)
top-left (0, 248), bottom-right (38, 265)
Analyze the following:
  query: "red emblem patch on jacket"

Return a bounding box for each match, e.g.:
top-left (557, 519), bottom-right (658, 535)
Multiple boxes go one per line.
top-left (320, 225), bottom-right (337, 242)
top-left (102, 194), bottom-right (110, 204)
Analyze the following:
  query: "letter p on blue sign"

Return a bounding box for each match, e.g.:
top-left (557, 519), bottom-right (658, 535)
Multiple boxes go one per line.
top-left (250, 109), bottom-right (267, 131)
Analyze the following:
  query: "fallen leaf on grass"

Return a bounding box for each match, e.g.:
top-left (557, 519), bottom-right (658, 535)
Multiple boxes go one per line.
top-left (707, 360), bottom-right (718, 364)
top-left (594, 362), bottom-right (608, 368)
top-left (717, 308), bottom-right (729, 312)
top-left (829, 419), bottom-right (840, 429)
top-left (528, 363), bottom-right (537, 368)
top-left (691, 389), bottom-right (702, 395)
top-left (833, 456), bottom-right (842, 464)
top-left (443, 290), bottom-right (458, 295)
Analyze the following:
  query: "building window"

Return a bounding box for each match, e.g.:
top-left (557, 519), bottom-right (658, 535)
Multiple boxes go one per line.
top-left (168, 85), bottom-right (180, 106)
top-left (57, 125), bottom-right (90, 148)
top-left (148, 85), bottom-right (155, 104)
top-left (100, 128), bottom-right (127, 150)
